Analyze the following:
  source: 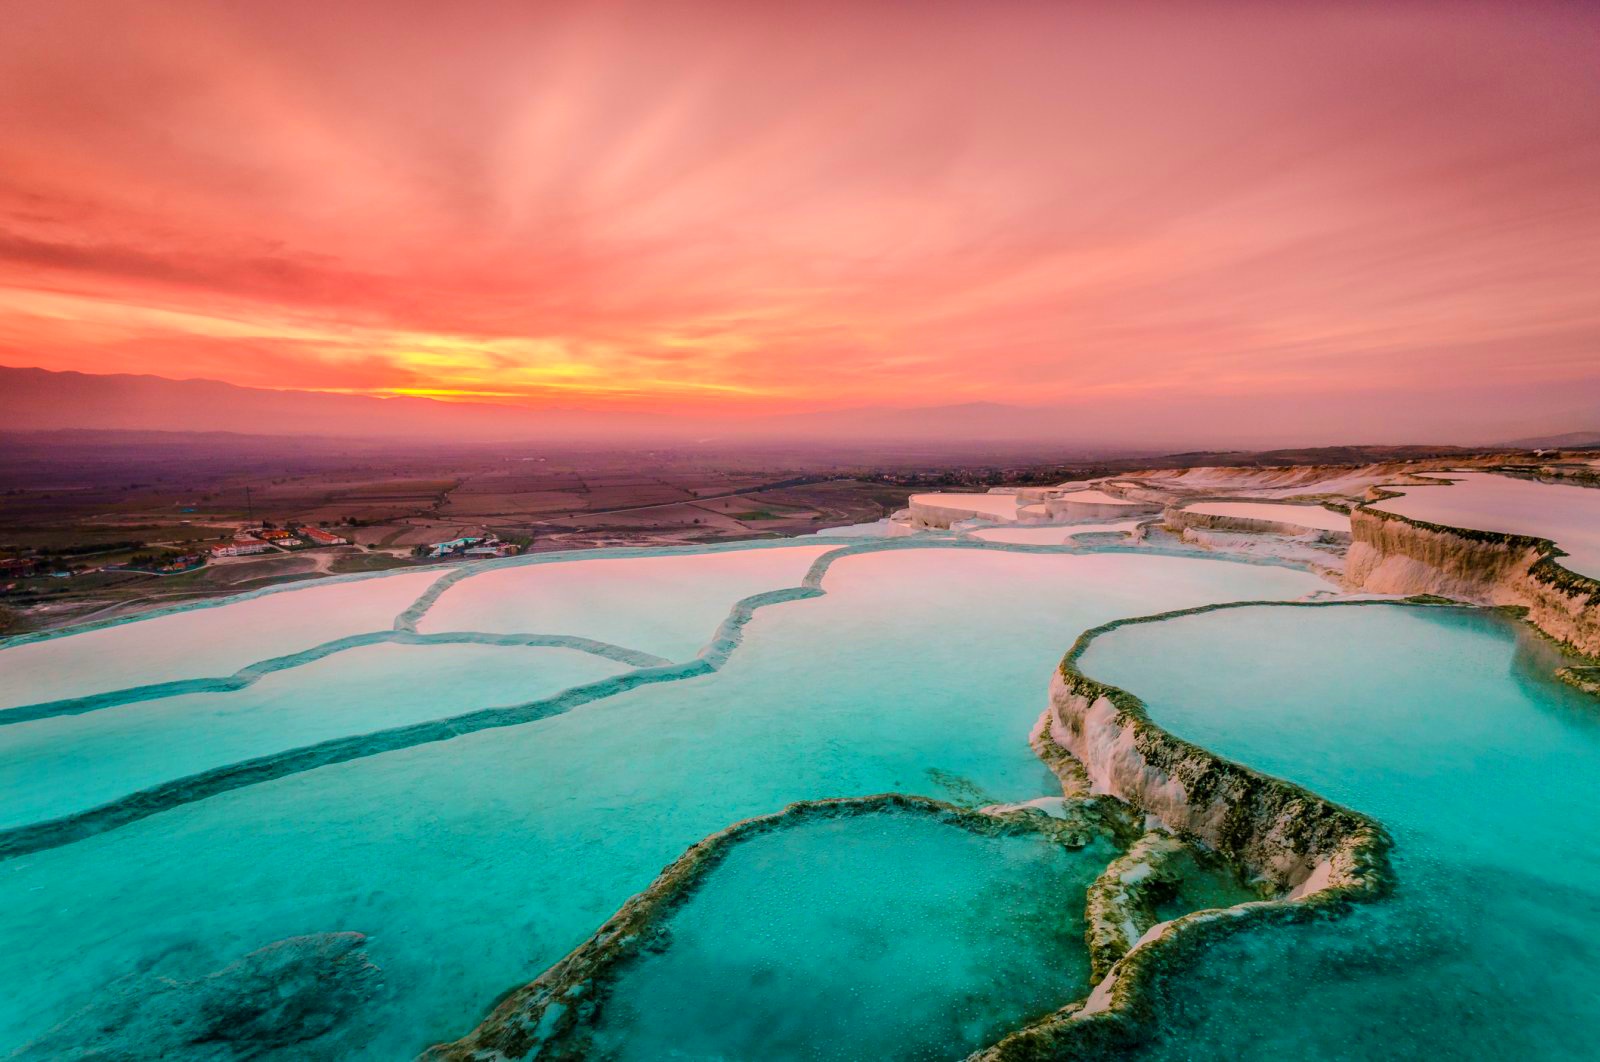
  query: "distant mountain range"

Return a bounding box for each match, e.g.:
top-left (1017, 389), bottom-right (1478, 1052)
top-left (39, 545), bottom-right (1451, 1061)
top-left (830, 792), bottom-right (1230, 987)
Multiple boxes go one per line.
top-left (0, 366), bottom-right (1115, 447)
top-left (2, 364), bottom-right (1595, 452)
top-left (1505, 430), bottom-right (1600, 450)
top-left (0, 365), bottom-right (683, 443)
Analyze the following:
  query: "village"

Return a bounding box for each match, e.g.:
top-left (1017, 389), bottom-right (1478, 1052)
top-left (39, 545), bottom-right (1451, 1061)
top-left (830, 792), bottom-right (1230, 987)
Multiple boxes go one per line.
top-left (210, 524), bottom-right (516, 561)
top-left (0, 524), bottom-right (520, 606)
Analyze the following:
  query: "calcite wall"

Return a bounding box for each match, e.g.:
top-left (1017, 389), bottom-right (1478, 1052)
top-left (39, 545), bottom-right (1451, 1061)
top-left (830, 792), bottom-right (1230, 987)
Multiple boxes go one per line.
top-left (1164, 506), bottom-right (1350, 544)
top-left (969, 604), bottom-right (1393, 1062)
top-left (906, 499), bottom-right (995, 528)
top-left (1045, 497), bottom-right (1159, 521)
top-left (1345, 507), bottom-right (1600, 657)
top-left (1040, 668), bottom-right (1382, 894)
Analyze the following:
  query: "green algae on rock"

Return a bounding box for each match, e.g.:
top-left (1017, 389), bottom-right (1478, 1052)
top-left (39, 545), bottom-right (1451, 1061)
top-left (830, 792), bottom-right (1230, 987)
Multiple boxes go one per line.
top-left (1081, 830), bottom-right (1255, 984)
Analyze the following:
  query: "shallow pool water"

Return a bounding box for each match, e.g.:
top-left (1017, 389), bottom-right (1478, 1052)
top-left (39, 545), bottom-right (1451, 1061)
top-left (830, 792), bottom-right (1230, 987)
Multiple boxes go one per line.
top-left (0, 545), bottom-right (1322, 1057)
top-left (1081, 604), bottom-right (1600, 1060)
top-left (416, 544), bottom-right (834, 659)
top-left (0, 570), bottom-right (443, 711)
top-left (1371, 470), bottom-right (1600, 578)
top-left (587, 813), bottom-right (1114, 1062)
top-left (0, 642), bottom-right (624, 830)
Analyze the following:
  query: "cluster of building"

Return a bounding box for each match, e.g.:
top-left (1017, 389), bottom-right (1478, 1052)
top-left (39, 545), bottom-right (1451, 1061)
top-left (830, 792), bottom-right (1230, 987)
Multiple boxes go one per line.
top-left (211, 538), bottom-right (273, 557)
top-left (425, 534), bottom-right (515, 559)
top-left (120, 552), bottom-right (205, 574)
top-left (0, 557), bottom-right (38, 579)
top-left (211, 525), bottom-right (348, 558)
top-left (4, 548), bottom-right (206, 583)
top-left (3, 554), bottom-right (106, 581)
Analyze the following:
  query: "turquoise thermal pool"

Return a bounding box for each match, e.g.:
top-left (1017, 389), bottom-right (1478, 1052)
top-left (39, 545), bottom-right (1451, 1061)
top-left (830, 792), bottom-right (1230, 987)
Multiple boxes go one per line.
top-left (414, 544), bottom-right (835, 659)
top-left (0, 570), bottom-right (443, 712)
top-left (0, 541), bottom-right (1321, 1058)
top-left (3, 516), bottom-right (1596, 1061)
top-left (1080, 603), bottom-right (1600, 1060)
top-left (0, 642), bottom-right (625, 830)
top-left (582, 811), bottom-right (1115, 1062)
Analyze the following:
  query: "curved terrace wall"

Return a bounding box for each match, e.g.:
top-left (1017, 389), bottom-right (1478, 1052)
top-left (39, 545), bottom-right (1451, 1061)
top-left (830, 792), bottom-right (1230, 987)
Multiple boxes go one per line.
top-left (1345, 506), bottom-right (1600, 657)
top-left (907, 494), bottom-right (1035, 528)
top-left (1164, 505), bottom-right (1351, 544)
top-left (13, 531), bottom-right (1494, 1060)
top-left (422, 794), bottom-right (1119, 1061)
top-left (1037, 612), bottom-right (1385, 890)
top-left (425, 599), bottom-right (1402, 1062)
top-left (1047, 499), bottom-right (1158, 521)
top-left (970, 601), bottom-right (1396, 1061)
top-left (1044, 489), bottom-right (1162, 522)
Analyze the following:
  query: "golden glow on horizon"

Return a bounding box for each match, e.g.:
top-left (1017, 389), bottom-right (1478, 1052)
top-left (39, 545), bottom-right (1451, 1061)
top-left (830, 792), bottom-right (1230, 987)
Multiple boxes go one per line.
top-left (1, 0), bottom-right (1598, 425)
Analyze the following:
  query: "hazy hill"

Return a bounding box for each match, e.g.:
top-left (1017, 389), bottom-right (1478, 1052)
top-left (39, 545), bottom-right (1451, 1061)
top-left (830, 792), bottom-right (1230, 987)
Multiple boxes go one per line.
top-left (0, 366), bottom-right (1095, 446)
top-left (3, 364), bottom-right (1595, 452)
top-left (1505, 430), bottom-right (1600, 450)
top-left (0, 365), bottom-right (677, 442)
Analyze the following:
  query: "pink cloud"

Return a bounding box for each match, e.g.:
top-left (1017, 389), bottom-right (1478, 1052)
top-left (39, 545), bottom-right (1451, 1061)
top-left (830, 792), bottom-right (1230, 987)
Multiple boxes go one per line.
top-left (0, 0), bottom-right (1596, 432)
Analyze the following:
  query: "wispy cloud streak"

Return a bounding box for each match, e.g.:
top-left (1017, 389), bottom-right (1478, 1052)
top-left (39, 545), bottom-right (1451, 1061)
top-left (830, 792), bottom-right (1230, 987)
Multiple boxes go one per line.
top-left (1, 0), bottom-right (1597, 427)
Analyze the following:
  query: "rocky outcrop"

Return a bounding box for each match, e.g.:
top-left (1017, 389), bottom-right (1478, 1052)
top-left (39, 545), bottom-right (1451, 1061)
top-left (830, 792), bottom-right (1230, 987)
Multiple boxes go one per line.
top-left (13, 933), bottom-right (383, 1060)
top-left (969, 602), bottom-right (1394, 1062)
top-left (1557, 666), bottom-right (1600, 697)
top-left (1082, 831), bottom-right (1191, 981)
top-left (1160, 505), bottom-right (1350, 581)
top-left (1037, 629), bottom-right (1385, 894)
top-left (1345, 507), bottom-right (1600, 657)
top-left (1160, 525), bottom-right (1346, 581)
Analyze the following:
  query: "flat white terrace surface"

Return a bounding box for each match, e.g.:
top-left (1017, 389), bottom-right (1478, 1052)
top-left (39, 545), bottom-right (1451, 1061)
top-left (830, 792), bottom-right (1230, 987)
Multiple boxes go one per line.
top-left (0, 570), bottom-right (443, 711)
top-left (418, 545), bottom-right (836, 660)
top-left (0, 642), bottom-right (625, 830)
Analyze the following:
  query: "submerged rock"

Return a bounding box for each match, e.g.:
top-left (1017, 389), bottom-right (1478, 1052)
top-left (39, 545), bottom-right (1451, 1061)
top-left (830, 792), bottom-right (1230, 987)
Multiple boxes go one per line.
top-left (13, 932), bottom-right (383, 1060)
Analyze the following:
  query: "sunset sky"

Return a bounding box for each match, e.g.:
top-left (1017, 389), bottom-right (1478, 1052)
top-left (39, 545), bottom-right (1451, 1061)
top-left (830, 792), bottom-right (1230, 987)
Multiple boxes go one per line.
top-left (3, 0), bottom-right (1598, 431)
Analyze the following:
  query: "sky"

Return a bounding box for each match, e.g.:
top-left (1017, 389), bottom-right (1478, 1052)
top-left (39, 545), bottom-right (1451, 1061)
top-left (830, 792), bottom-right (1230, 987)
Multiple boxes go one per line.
top-left (2, 0), bottom-right (1598, 439)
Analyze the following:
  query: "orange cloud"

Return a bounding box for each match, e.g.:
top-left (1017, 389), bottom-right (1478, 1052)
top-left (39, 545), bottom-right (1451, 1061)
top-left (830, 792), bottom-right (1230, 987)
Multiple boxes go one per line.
top-left (1, 0), bottom-right (1597, 428)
